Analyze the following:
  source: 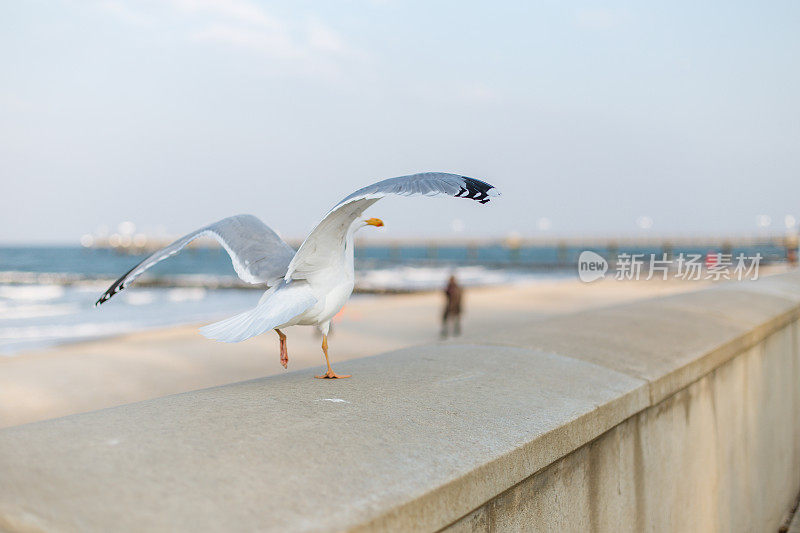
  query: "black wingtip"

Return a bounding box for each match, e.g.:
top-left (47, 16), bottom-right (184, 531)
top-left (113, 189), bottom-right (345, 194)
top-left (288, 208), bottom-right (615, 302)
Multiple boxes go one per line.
top-left (455, 176), bottom-right (499, 204)
top-left (96, 275), bottom-right (131, 308)
top-left (96, 284), bottom-right (123, 307)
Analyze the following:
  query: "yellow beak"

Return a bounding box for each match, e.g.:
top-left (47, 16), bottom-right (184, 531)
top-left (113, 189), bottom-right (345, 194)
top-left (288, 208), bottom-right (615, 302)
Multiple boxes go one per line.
top-left (365, 217), bottom-right (384, 227)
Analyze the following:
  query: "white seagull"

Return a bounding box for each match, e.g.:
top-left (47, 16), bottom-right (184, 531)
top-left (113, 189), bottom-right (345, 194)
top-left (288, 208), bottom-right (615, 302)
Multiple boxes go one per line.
top-left (96, 172), bottom-right (499, 378)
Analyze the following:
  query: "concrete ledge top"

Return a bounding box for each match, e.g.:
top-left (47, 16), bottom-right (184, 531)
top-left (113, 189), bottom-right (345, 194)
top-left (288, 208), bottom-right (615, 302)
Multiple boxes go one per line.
top-left (1, 272), bottom-right (798, 532)
top-left (481, 272), bottom-right (800, 404)
top-left (0, 345), bottom-right (646, 532)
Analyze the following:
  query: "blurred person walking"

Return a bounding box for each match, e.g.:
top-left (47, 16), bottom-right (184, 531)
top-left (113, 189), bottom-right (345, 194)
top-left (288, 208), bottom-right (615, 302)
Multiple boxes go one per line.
top-left (441, 275), bottom-right (463, 338)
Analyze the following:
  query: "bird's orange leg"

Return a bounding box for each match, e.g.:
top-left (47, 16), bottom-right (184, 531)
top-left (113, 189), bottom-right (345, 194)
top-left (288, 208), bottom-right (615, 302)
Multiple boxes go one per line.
top-left (275, 328), bottom-right (288, 369)
top-left (315, 334), bottom-right (351, 379)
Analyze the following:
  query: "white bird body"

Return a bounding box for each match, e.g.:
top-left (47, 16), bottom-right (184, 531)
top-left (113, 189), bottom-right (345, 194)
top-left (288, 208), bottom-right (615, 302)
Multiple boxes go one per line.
top-left (272, 219), bottom-right (360, 333)
top-left (96, 172), bottom-right (499, 378)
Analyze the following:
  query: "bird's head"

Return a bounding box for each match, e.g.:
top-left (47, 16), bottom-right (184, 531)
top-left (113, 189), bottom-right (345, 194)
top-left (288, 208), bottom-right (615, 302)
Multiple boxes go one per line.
top-left (363, 217), bottom-right (384, 228)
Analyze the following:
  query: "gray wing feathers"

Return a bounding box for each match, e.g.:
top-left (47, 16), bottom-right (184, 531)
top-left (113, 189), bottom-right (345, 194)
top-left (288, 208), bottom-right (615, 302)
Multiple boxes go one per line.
top-left (96, 215), bottom-right (295, 306)
top-left (334, 172), bottom-right (499, 209)
top-left (286, 172), bottom-right (498, 280)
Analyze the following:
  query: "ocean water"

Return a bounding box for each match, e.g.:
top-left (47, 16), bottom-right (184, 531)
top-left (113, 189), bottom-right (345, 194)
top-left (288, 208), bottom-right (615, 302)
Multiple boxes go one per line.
top-left (0, 245), bottom-right (560, 354)
top-left (0, 283), bottom-right (261, 354)
top-left (0, 242), bottom-right (788, 354)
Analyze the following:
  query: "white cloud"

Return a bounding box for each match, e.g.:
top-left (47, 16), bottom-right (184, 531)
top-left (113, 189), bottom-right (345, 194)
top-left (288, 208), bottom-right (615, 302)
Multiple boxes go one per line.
top-left (169, 0), bottom-right (281, 30)
top-left (97, 0), bottom-right (362, 77)
top-left (99, 0), bottom-right (155, 26)
top-left (307, 19), bottom-right (348, 55)
top-left (193, 24), bottom-right (302, 60)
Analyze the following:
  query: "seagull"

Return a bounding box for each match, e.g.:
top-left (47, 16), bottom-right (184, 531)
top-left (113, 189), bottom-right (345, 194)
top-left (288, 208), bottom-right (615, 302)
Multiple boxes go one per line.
top-left (96, 172), bottom-right (499, 378)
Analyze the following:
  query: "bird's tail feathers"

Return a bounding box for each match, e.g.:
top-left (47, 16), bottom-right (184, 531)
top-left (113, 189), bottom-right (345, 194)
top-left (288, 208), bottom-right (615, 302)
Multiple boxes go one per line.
top-left (199, 284), bottom-right (316, 343)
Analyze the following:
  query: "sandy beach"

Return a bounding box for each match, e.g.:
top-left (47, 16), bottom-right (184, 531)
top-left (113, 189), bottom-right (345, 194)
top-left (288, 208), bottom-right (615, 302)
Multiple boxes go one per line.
top-left (0, 278), bottom-right (708, 428)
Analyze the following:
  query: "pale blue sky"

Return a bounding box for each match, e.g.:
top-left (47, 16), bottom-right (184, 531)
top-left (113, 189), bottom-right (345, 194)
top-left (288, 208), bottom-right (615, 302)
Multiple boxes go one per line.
top-left (2, 0), bottom-right (799, 243)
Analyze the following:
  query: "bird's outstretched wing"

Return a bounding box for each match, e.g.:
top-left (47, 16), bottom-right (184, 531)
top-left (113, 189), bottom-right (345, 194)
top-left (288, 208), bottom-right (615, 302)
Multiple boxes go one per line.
top-left (96, 215), bottom-right (295, 306)
top-left (286, 172), bottom-right (499, 280)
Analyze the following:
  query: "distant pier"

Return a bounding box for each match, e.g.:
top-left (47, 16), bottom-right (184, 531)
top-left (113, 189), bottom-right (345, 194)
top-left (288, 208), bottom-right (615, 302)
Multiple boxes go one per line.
top-left (82, 232), bottom-right (800, 269)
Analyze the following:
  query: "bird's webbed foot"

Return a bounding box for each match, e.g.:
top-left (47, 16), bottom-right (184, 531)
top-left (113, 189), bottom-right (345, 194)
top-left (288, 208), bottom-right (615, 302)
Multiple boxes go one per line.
top-left (314, 371), bottom-right (352, 379)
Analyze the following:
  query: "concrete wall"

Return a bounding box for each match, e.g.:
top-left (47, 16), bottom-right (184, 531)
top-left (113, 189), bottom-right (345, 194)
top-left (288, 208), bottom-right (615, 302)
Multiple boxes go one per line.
top-left (448, 322), bottom-right (800, 532)
top-left (1, 273), bottom-right (800, 532)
